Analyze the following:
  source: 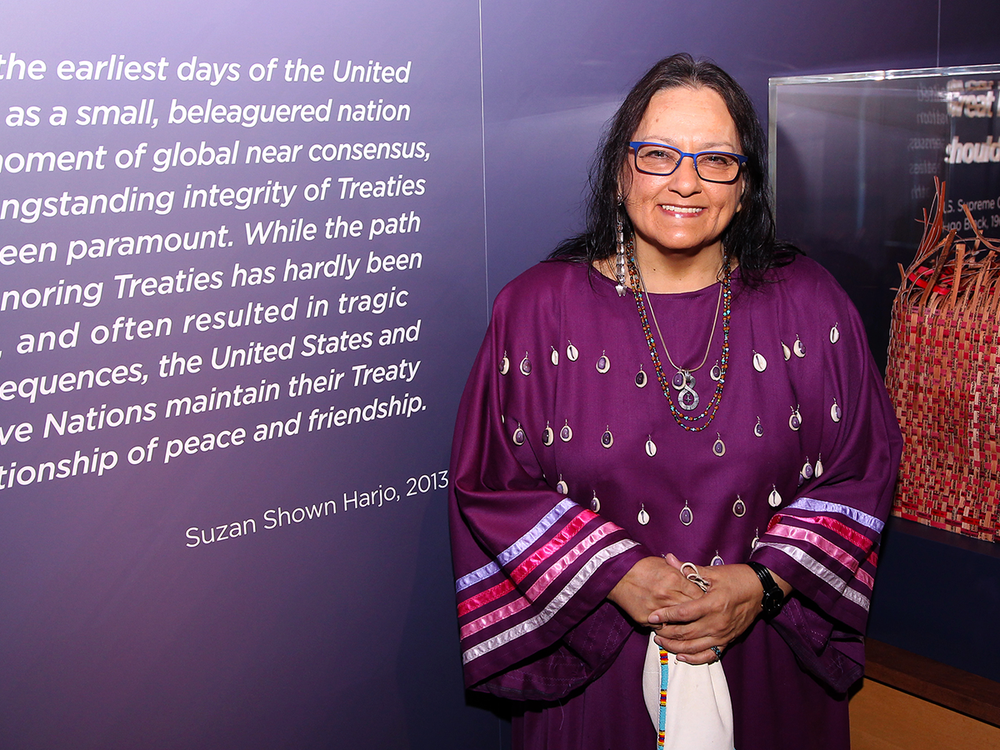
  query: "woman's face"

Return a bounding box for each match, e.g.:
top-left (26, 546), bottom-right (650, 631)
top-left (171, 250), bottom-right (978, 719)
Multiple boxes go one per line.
top-left (623, 86), bottom-right (744, 263)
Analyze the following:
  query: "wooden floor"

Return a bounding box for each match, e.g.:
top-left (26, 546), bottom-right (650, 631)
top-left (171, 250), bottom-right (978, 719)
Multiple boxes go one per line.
top-left (850, 679), bottom-right (1000, 750)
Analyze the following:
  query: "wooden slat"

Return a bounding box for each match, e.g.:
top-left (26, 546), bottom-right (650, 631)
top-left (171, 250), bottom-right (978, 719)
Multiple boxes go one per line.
top-left (865, 639), bottom-right (1000, 727)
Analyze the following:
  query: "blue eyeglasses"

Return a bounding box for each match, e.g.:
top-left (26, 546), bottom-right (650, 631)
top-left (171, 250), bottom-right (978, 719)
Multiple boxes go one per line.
top-left (629, 142), bottom-right (747, 184)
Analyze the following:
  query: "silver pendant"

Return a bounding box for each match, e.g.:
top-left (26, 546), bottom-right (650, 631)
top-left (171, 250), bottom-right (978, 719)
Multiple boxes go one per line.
top-left (753, 417), bottom-right (764, 438)
top-left (499, 351), bottom-right (510, 375)
top-left (596, 351), bottom-right (610, 374)
top-left (635, 367), bottom-right (648, 388)
top-left (645, 436), bottom-right (657, 457)
top-left (601, 428), bottom-right (614, 449)
top-left (671, 370), bottom-right (694, 390)
top-left (768, 486), bottom-right (782, 507)
top-left (830, 323), bottom-right (840, 344)
top-left (710, 362), bottom-right (722, 382)
top-left (677, 386), bottom-right (699, 411)
top-left (566, 341), bottom-right (579, 362)
top-left (560, 420), bottom-right (573, 442)
top-left (550, 346), bottom-right (559, 366)
top-left (556, 476), bottom-right (568, 494)
top-left (713, 434), bottom-right (726, 457)
top-left (710, 552), bottom-right (724, 566)
top-left (638, 504), bottom-right (650, 526)
top-left (753, 351), bottom-right (767, 372)
top-left (732, 495), bottom-right (746, 517)
top-left (542, 422), bottom-right (554, 446)
top-left (801, 458), bottom-right (814, 480)
top-left (781, 341), bottom-right (791, 361)
top-left (815, 454), bottom-right (824, 478)
top-left (591, 492), bottom-right (601, 512)
top-left (519, 353), bottom-right (532, 376)
top-left (615, 282), bottom-right (626, 297)
top-left (830, 399), bottom-right (842, 423)
top-left (512, 424), bottom-right (526, 446)
top-left (679, 501), bottom-right (693, 526)
top-left (789, 406), bottom-right (802, 431)
top-left (793, 337), bottom-right (806, 358)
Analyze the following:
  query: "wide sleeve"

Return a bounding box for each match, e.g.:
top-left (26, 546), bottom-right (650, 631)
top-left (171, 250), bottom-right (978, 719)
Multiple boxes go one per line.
top-left (749, 266), bottom-right (903, 693)
top-left (448, 269), bottom-right (648, 700)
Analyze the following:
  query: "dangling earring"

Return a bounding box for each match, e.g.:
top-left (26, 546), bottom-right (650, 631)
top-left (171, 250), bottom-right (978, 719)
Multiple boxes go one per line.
top-left (615, 201), bottom-right (627, 296)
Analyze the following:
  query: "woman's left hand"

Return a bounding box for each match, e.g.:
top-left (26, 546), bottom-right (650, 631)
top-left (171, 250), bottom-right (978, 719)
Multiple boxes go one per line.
top-left (647, 554), bottom-right (781, 665)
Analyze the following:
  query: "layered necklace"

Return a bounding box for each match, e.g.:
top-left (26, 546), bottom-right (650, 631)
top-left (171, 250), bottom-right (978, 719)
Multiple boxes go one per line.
top-left (626, 248), bottom-right (731, 432)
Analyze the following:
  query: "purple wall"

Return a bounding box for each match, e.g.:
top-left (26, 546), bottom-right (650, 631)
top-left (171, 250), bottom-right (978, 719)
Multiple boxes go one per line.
top-left (0, 1), bottom-right (997, 748)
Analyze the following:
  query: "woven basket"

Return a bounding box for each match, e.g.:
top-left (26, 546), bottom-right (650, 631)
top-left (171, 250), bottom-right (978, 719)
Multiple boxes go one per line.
top-left (885, 179), bottom-right (1000, 543)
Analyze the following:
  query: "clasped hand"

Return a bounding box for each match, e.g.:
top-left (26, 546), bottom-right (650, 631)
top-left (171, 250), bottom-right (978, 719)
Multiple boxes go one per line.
top-left (608, 553), bottom-right (765, 665)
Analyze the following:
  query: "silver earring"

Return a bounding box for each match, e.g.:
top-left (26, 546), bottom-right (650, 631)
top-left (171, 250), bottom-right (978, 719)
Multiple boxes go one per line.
top-left (615, 204), bottom-right (626, 296)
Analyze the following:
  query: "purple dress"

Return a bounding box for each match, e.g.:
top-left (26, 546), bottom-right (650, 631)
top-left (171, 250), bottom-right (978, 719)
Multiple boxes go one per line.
top-left (449, 257), bottom-right (902, 750)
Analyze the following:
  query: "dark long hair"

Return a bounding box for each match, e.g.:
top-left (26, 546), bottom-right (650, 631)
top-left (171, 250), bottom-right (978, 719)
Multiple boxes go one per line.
top-left (550, 53), bottom-right (797, 286)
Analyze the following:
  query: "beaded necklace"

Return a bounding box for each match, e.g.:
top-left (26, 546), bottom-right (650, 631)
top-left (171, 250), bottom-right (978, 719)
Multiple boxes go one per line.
top-left (626, 251), bottom-right (731, 432)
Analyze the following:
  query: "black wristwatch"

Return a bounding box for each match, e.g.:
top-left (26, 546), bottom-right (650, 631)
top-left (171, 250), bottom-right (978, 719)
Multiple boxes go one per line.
top-left (746, 561), bottom-right (785, 619)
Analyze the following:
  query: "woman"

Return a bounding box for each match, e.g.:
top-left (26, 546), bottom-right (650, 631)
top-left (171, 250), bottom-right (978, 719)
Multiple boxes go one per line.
top-left (449, 54), bottom-right (901, 750)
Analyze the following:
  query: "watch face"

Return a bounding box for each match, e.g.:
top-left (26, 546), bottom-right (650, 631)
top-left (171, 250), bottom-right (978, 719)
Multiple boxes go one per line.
top-left (761, 590), bottom-right (783, 618)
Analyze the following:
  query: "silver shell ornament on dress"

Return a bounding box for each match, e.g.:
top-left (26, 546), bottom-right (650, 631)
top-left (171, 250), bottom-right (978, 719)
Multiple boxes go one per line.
top-left (556, 476), bottom-right (568, 495)
top-left (789, 406), bottom-right (802, 431)
top-left (601, 428), bottom-right (614, 449)
top-left (635, 367), bottom-right (648, 388)
top-left (519, 353), bottom-right (531, 376)
top-left (713, 435), bottom-right (726, 457)
top-left (830, 323), bottom-right (840, 344)
top-left (591, 492), bottom-right (601, 512)
top-left (815, 454), bottom-right (825, 477)
top-left (801, 458), bottom-right (814, 480)
top-left (711, 552), bottom-right (724, 566)
top-left (830, 399), bottom-right (842, 423)
top-left (754, 418), bottom-right (764, 438)
top-left (710, 362), bottom-right (722, 382)
top-left (550, 347), bottom-right (559, 366)
top-left (499, 351), bottom-right (510, 375)
top-left (542, 423), bottom-right (554, 446)
top-left (596, 351), bottom-right (610, 374)
top-left (638, 505), bottom-right (650, 526)
top-left (753, 351), bottom-right (767, 372)
top-left (793, 337), bottom-right (806, 358)
top-left (645, 436), bottom-right (657, 457)
top-left (512, 424), bottom-right (526, 446)
top-left (733, 495), bottom-right (746, 517)
top-left (751, 529), bottom-right (760, 550)
top-left (566, 341), bottom-right (579, 362)
top-left (781, 341), bottom-right (791, 361)
top-left (679, 501), bottom-right (693, 526)
top-left (768, 486), bottom-right (782, 507)
top-left (560, 420), bottom-right (573, 442)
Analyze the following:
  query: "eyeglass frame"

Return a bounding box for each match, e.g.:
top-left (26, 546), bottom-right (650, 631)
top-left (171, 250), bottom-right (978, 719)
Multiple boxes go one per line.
top-left (628, 141), bottom-right (747, 184)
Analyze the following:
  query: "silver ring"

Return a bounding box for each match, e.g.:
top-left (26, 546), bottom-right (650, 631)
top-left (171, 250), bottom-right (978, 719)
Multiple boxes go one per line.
top-left (710, 646), bottom-right (723, 660)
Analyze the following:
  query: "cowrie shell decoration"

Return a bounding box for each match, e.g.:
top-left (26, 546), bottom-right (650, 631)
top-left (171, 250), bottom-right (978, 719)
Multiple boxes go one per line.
top-left (768, 486), bottom-right (782, 507)
top-left (830, 323), bottom-right (840, 344)
top-left (499, 351), bottom-right (510, 375)
top-left (550, 346), bottom-right (559, 366)
top-left (638, 504), bottom-right (650, 526)
top-left (793, 337), bottom-right (806, 358)
top-left (645, 436), bottom-right (657, 457)
top-left (591, 492), bottom-right (601, 513)
top-left (566, 341), bottom-right (579, 361)
top-left (815, 454), bottom-right (824, 477)
top-left (753, 351), bottom-right (767, 372)
top-left (781, 341), bottom-right (791, 361)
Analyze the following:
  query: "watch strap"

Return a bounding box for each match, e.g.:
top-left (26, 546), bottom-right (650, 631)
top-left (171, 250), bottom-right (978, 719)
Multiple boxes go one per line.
top-left (746, 561), bottom-right (784, 618)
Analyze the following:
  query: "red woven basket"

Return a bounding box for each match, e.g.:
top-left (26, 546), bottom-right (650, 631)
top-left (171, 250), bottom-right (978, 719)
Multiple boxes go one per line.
top-left (885, 179), bottom-right (1000, 543)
